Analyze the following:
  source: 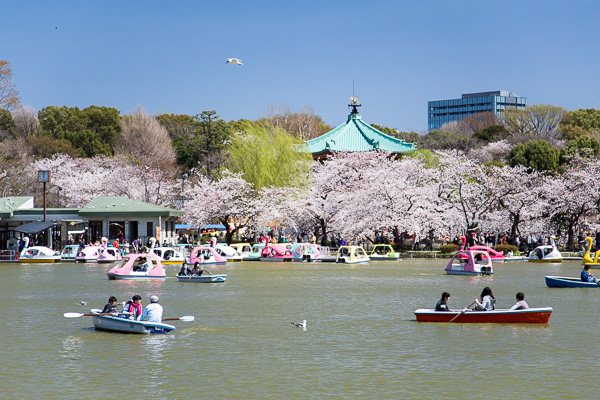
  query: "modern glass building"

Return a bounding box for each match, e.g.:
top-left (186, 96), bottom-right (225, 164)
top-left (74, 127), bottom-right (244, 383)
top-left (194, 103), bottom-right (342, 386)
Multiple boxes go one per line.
top-left (428, 90), bottom-right (527, 131)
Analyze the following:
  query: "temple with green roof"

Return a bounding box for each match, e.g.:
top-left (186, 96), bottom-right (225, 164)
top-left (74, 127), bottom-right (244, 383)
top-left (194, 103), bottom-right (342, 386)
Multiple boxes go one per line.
top-left (298, 98), bottom-right (416, 159)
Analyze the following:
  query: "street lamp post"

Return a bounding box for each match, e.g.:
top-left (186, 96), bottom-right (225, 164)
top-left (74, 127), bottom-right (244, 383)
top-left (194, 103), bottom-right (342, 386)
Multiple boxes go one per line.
top-left (181, 173), bottom-right (188, 209)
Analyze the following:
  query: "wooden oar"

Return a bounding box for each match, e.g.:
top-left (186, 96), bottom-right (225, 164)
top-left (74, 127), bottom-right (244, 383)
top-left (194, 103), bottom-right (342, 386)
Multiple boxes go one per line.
top-left (162, 316), bottom-right (195, 322)
top-left (64, 312), bottom-right (114, 318)
top-left (449, 301), bottom-right (476, 323)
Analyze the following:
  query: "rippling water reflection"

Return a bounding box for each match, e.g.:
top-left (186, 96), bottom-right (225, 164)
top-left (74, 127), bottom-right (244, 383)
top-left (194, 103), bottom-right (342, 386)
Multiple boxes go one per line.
top-left (1, 259), bottom-right (598, 398)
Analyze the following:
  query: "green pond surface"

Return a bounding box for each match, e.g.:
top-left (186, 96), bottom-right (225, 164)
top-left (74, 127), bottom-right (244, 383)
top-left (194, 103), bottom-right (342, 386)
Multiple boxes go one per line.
top-left (0, 259), bottom-right (597, 399)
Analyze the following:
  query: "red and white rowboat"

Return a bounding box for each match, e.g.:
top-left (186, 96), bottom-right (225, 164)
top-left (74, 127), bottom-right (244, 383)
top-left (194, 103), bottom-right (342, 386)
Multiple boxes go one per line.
top-left (414, 307), bottom-right (552, 323)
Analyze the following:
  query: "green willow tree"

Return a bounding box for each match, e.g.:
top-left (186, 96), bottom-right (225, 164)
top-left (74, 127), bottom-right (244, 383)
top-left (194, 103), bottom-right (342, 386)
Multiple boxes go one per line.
top-left (226, 120), bottom-right (313, 188)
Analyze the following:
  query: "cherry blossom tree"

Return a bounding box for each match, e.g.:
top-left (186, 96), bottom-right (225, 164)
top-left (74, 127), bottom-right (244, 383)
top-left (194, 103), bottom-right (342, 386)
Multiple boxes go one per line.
top-left (543, 157), bottom-right (600, 249)
top-left (31, 154), bottom-right (177, 207)
top-left (182, 170), bottom-right (262, 244)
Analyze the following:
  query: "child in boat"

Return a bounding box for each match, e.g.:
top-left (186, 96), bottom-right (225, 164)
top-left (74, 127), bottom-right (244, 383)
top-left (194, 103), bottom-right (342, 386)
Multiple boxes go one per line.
top-left (509, 292), bottom-right (529, 310)
top-left (434, 292), bottom-right (452, 312)
top-left (101, 296), bottom-right (118, 314)
top-left (473, 287), bottom-right (496, 311)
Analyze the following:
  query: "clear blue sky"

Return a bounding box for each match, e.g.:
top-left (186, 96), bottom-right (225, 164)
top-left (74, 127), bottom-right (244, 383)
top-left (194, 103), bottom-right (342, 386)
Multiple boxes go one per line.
top-left (2, 0), bottom-right (599, 132)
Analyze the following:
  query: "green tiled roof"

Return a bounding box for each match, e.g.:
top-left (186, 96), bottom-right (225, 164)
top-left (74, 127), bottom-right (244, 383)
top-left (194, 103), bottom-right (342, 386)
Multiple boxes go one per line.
top-left (0, 197), bottom-right (34, 218)
top-left (79, 196), bottom-right (182, 217)
top-left (299, 111), bottom-right (416, 155)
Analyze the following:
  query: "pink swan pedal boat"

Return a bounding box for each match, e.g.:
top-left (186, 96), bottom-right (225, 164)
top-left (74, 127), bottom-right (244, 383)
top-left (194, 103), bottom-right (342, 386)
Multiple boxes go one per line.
top-left (469, 245), bottom-right (505, 263)
top-left (260, 243), bottom-right (294, 262)
top-left (414, 307), bottom-right (553, 323)
top-left (75, 245), bottom-right (103, 263)
top-left (106, 253), bottom-right (166, 280)
top-left (97, 246), bottom-right (123, 264)
top-left (187, 246), bottom-right (227, 266)
top-left (445, 249), bottom-right (493, 276)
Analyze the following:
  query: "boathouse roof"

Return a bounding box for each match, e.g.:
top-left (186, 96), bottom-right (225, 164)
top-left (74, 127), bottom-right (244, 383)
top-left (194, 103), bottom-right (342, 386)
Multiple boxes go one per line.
top-left (297, 99), bottom-right (416, 159)
top-left (0, 197), bottom-right (35, 218)
top-left (79, 196), bottom-right (183, 217)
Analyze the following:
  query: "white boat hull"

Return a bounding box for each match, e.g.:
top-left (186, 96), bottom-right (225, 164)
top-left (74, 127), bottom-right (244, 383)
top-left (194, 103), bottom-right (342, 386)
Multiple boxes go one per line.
top-left (176, 274), bottom-right (227, 283)
top-left (91, 314), bottom-right (175, 334)
top-left (107, 272), bottom-right (166, 280)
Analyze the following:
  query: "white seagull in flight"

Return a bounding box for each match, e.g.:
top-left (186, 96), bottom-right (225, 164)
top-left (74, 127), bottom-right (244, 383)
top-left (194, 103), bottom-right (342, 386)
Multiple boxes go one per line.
top-left (226, 58), bottom-right (243, 65)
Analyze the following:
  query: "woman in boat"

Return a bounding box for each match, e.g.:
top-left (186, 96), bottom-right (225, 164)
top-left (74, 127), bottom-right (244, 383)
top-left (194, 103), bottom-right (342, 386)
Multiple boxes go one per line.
top-left (101, 296), bottom-right (118, 314)
top-left (509, 292), bottom-right (529, 310)
top-left (434, 292), bottom-right (452, 312)
top-left (179, 263), bottom-right (192, 276)
top-left (122, 295), bottom-right (143, 320)
top-left (474, 287), bottom-right (496, 311)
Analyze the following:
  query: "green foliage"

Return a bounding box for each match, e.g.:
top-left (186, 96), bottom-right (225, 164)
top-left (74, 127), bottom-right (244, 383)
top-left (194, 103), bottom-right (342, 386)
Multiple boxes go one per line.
top-left (419, 130), bottom-right (468, 151)
top-left (194, 111), bottom-right (231, 178)
top-left (473, 125), bottom-right (509, 143)
top-left (25, 135), bottom-right (83, 158)
top-left (483, 160), bottom-right (504, 168)
top-left (439, 244), bottom-right (458, 254)
top-left (0, 108), bottom-right (15, 137)
top-left (493, 244), bottom-right (518, 254)
top-left (157, 113), bottom-right (202, 170)
top-left (370, 124), bottom-right (419, 148)
top-left (561, 108), bottom-right (600, 131)
top-left (370, 123), bottom-right (397, 136)
top-left (566, 136), bottom-right (599, 157)
top-left (38, 105), bottom-right (120, 157)
top-left (504, 104), bottom-right (566, 139)
top-left (226, 120), bottom-right (313, 188)
top-left (559, 124), bottom-right (588, 140)
top-left (508, 139), bottom-right (560, 172)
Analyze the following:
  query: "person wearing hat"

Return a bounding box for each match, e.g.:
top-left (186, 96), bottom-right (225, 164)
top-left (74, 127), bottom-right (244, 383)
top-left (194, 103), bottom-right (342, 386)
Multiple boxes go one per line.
top-left (140, 295), bottom-right (163, 323)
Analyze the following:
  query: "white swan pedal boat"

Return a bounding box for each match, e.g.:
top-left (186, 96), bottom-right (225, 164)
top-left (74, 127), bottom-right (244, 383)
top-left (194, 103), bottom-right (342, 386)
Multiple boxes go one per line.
top-left (89, 309), bottom-right (175, 334)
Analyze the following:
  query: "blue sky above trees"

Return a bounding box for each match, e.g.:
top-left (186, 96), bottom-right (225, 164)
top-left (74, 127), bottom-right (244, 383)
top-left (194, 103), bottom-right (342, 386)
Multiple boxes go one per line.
top-left (2, 0), bottom-right (599, 132)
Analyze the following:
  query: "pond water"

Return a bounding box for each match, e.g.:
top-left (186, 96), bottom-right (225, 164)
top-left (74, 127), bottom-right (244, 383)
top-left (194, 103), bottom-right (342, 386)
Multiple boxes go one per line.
top-left (1, 258), bottom-right (597, 399)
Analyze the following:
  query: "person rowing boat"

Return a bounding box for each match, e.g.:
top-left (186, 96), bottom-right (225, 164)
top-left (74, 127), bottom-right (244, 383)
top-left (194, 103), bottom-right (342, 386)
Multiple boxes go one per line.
top-left (581, 265), bottom-right (598, 284)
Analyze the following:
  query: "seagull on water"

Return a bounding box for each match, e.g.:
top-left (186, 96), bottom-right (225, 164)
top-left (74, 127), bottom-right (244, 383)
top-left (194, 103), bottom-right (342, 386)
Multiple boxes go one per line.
top-left (291, 320), bottom-right (307, 328)
top-left (226, 58), bottom-right (243, 65)
top-left (78, 301), bottom-right (87, 306)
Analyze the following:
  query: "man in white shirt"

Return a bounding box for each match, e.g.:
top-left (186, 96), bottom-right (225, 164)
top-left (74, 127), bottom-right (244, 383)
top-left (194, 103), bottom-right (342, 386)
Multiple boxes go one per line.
top-left (140, 295), bottom-right (163, 323)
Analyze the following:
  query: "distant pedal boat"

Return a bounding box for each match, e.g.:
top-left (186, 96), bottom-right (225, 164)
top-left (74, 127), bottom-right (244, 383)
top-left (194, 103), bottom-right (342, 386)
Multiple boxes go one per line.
top-left (528, 236), bottom-right (562, 263)
top-left (20, 246), bottom-right (61, 263)
top-left (106, 253), bottom-right (166, 280)
top-left (368, 244), bottom-right (401, 261)
top-left (444, 249), bottom-right (493, 276)
top-left (336, 246), bottom-right (370, 264)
